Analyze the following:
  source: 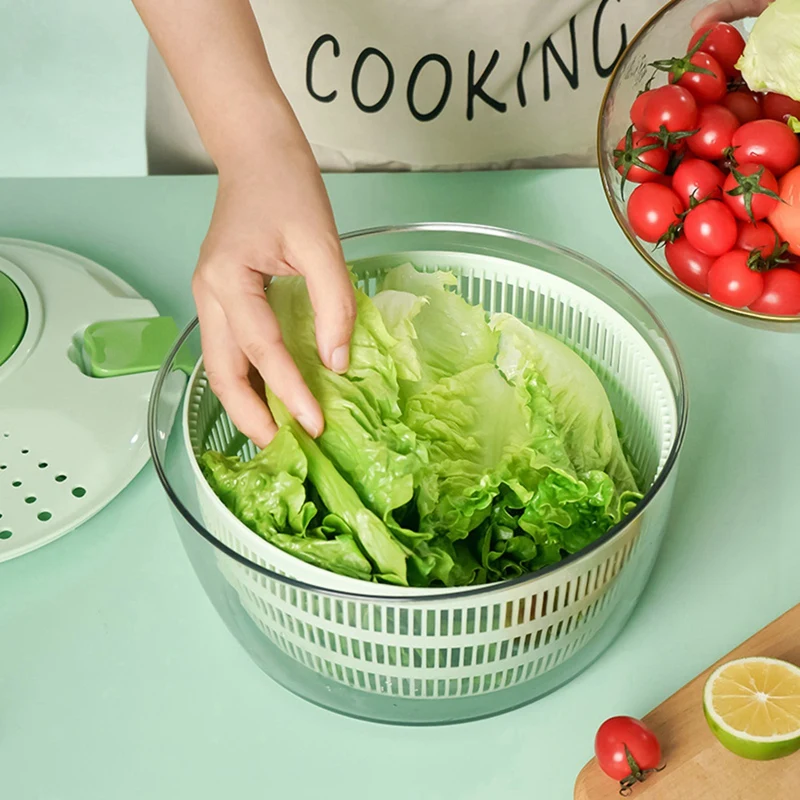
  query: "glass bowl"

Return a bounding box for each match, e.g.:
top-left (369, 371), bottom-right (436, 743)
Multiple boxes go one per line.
top-left (148, 223), bottom-right (687, 724)
top-left (597, 0), bottom-right (800, 330)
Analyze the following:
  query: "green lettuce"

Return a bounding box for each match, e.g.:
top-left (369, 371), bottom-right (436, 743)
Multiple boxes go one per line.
top-left (201, 264), bottom-right (643, 588)
top-left (738, 0), bottom-right (800, 100)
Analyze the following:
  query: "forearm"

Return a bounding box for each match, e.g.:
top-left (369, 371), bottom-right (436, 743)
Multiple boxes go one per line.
top-left (133, 0), bottom-right (305, 172)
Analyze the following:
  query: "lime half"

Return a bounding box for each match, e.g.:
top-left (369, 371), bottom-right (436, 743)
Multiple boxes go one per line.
top-left (703, 656), bottom-right (800, 761)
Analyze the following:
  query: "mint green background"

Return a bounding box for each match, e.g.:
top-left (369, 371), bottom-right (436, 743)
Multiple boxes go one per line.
top-left (0, 169), bottom-right (797, 799)
top-left (0, 0), bottom-right (147, 177)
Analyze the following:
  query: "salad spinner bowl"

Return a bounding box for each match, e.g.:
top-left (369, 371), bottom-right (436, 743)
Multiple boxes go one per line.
top-left (597, 0), bottom-right (800, 331)
top-left (149, 223), bottom-right (686, 724)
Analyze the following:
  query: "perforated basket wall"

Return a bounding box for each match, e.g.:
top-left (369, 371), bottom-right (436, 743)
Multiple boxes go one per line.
top-left (183, 251), bottom-right (678, 700)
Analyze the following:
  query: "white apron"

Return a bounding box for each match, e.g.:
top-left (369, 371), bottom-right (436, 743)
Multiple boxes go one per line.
top-left (145, 0), bottom-right (663, 174)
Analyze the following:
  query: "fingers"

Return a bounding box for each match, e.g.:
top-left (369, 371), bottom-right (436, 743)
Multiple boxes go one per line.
top-left (212, 266), bottom-right (325, 438)
top-left (692, 0), bottom-right (769, 29)
top-left (194, 290), bottom-right (278, 449)
top-left (296, 234), bottom-right (357, 375)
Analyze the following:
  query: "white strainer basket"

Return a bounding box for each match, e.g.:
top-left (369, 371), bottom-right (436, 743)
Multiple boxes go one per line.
top-left (182, 247), bottom-right (679, 703)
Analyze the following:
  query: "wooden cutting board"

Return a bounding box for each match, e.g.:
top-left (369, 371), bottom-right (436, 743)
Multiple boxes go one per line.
top-left (574, 604), bottom-right (800, 800)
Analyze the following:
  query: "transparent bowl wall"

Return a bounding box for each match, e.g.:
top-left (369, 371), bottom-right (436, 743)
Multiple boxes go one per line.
top-left (597, 0), bottom-right (800, 330)
top-left (149, 224), bottom-right (687, 724)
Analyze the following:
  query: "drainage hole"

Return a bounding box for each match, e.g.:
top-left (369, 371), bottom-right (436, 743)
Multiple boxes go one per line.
top-left (38, 511), bottom-right (52, 522)
top-left (0, 530), bottom-right (11, 539)
top-left (72, 486), bottom-right (87, 498)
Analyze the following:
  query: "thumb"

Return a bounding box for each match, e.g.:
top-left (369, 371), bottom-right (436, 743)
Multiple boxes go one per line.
top-left (299, 237), bottom-right (357, 374)
top-left (692, 0), bottom-right (770, 29)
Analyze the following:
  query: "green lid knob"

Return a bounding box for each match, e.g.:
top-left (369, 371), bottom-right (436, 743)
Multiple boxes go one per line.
top-left (0, 272), bottom-right (27, 367)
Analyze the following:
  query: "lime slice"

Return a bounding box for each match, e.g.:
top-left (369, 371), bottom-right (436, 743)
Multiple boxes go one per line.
top-left (703, 656), bottom-right (800, 760)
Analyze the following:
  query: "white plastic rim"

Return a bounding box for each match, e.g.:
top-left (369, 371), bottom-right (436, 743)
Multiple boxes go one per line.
top-left (704, 657), bottom-right (800, 744)
top-left (0, 239), bottom-right (156, 562)
top-left (170, 243), bottom-right (682, 701)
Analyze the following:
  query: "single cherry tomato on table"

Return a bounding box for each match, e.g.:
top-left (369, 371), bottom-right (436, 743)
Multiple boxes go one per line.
top-left (749, 268), bottom-right (800, 315)
top-left (627, 183), bottom-right (683, 243)
top-left (736, 220), bottom-right (783, 259)
top-left (723, 163), bottom-right (781, 222)
top-left (671, 158), bottom-right (724, 207)
top-left (730, 120), bottom-right (800, 178)
top-left (630, 89), bottom-right (656, 131)
top-left (686, 104), bottom-right (739, 161)
top-left (665, 235), bottom-right (715, 293)
top-left (769, 165), bottom-right (800, 255)
top-left (614, 129), bottom-right (669, 189)
top-left (595, 716), bottom-right (663, 792)
top-left (722, 90), bottom-right (761, 125)
top-left (684, 199), bottom-right (738, 256)
top-left (760, 92), bottom-right (800, 123)
top-left (643, 85), bottom-right (699, 140)
top-left (688, 22), bottom-right (746, 77)
top-left (708, 249), bottom-right (765, 307)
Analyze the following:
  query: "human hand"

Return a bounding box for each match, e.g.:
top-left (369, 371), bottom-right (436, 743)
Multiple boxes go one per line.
top-left (692, 0), bottom-right (772, 29)
top-left (192, 135), bottom-right (356, 449)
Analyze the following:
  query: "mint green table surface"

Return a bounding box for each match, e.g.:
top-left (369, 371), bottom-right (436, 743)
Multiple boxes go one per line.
top-left (0, 169), bottom-right (797, 800)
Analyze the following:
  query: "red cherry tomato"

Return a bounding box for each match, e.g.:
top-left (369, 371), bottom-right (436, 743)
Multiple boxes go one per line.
top-left (684, 200), bottom-right (738, 256)
top-left (688, 22), bottom-right (746, 77)
top-left (665, 235), bottom-right (714, 293)
top-left (631, 90), bottom-right (656, 131)
top-left (595, 717), bottom-right (662, 788)
top-left (731, 120), bottom-right (800, 178)
top-left (708, 249), bottom-right (764, 306)
top-left (627, 183), bottom-right (683, 243)
top-left (749, 268), bottom-right (800, 314)
top-left (643, 85), bottom-right (699, 137)
top-left (722, 90), bottom-right (762, 124)
top-left (671, 158), bottom-right (724, 207)
top-left (615, 131), bottom-right (670, 185)
top-left (760, 92), bottom-right (800, 123)
top-left (723, 163), bottom-right (780, 222)
top-left (736, 220), bottom-right (781, 258)
top-left (686, 104), bottom-right (739, 161)
top-left (671, 52), bottom-right (727, 105)
top-left (769, 165), bottom-right (800, 255)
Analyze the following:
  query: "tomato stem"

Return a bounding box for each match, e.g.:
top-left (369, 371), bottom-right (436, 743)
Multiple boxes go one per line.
top-left (614, 125), bottom-right (666, 198)
top-left (725, 164), bottom-right (783, 223)
top-left (648, 30), bottom-right (714, 81)
top-left (617, 749), bottom-right (666, 796)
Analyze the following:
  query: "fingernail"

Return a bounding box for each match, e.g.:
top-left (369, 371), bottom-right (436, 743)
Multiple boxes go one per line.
top-left (330, 344), bottom-right (350, 374)
top-left (297, 411), bottom-right (323, 438)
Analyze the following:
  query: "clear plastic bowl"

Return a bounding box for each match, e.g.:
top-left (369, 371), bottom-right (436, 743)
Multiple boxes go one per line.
top-left (597, 0), bottom-right (800, 330)
top-left (148, 223), bottom-right (687, 724)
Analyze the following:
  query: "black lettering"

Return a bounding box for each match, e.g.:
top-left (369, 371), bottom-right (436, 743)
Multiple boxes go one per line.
top-left (407, 54), bottom-right (452, 122)
top-left (352, 47), bottom-right (394, 113)
top-left (542, 16), bottom-right (579, 102)
top-left (306, 34), bottom-right (340, 103)
top-left (467, 50), bottom-right (507, 120)
top-left (593, 0), bottom-right (627, 78)
top-left (517, 42), bottom-right (532, 108)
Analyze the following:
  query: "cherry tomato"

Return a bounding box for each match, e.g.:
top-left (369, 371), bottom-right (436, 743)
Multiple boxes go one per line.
top-left (736, 220), bottom-right (781, 258)
top-left (686, 104), bottom-right (739, 161)
top-left (643, 85), bottom-right (699, 137)
top-left (595, 717), bottom-right (662, 789)
top-left (665, 235), bottom-right (714, 293)
top-left (723, 163), bottom-right (780, 222)
top-left (688, 22), bottom-right (746, 77)
top-left (769, 165), bottom-right (800, 255)
top-left (671, 158), bottom-right (724, 207)
top-left (615, 130), bottom-right (669, 185)
top-left (670, 52), bottom-right (727, 105)
top-left (760, 92), bottom-right (800, 123)
top-left (749, 268), bottom-right (800, 314)
top-left (627, 183), bottom-right (683, 243)
top-left (631, 89), bottom-right (656, 131)
top-left (708, 249), bottom-right (764, 306)
top-left (722, 90), bottom-right (762, 125)
top-left (684, 200), bottom-right (738, 256)
top-left (731, 120), bottom-right (800, 178)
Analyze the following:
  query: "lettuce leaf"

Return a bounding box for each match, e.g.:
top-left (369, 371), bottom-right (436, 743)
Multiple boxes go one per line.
top-left (266, 276), bottom-right (427, 519)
